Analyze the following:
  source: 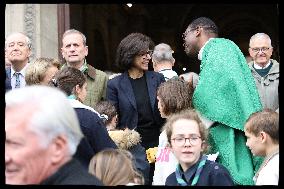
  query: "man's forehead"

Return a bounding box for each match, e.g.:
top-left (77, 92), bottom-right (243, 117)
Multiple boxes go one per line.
top-left (6, 33), bottom-right (27, 43)
top-left (62, 33), bottom-right (83, 42)
top-left (6, 102), bottom-right (38, 123)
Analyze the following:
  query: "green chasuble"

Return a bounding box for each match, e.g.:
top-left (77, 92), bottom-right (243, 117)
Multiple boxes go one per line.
top-left (193, 38), bottom-right (263, 185)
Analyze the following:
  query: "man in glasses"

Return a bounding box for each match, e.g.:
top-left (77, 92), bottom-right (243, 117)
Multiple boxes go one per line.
top-left (248, 33), bottom-right (279, 112)
top-left (182, 17), bottom-right (263, 185)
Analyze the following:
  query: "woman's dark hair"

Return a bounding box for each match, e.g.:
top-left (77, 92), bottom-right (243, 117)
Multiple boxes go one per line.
top-left (115, 32), bottom-right (154, 72)
top-left (51, 66), bottom-right (86, 96)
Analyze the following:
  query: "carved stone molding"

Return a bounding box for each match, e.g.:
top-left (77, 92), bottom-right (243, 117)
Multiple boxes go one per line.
top-left (24, 4), bottom-right (36, 61)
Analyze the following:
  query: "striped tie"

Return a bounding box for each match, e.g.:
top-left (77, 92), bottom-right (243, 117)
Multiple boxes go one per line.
top-left (15, 72), bottom-right (21, 88)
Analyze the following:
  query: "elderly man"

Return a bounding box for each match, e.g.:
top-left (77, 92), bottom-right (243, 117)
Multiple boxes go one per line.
top-left (61, 29), bottom-right (108, 108)
top-left (248, 33), bottom-right (279, 112)
top-left (183, 17), bottom-right (263, 185)
top-left (5, 32), bottom-right (32, 91)
top-left (5, 86), bottom-right (103, 185)
top-left (152, 43), bottom-right (178, 81)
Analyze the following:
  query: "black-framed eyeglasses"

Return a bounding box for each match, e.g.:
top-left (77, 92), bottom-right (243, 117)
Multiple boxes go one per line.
top-left (250, 47), bottom-right (271, 53)
top-left (182, 27), bottom-right (198, 41)
top-left (171, 135), bottom-right (201, 147)
top-left (138, 50), bottom-right (153, 57)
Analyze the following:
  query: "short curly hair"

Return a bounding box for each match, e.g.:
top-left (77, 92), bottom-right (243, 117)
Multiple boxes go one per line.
top-left (115, 32), bottom-right (154, 72)
top-left (157, 78), bottom-right (193, 117)
top-left (188, 17), bottom-right (218, 36)
top-left (94, 101), bottom-right (117, 125)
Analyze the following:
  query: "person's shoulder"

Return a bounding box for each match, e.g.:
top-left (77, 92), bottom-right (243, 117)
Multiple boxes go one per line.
top-left (271, 59), bottom-right (280, 65)
top-left (74, 108), bottom-right (101, 121)
top-left (165, 172), bottom-right (177, 186)
top-left (205, 160), bottom-right (230, 174)
top-left (95, 68), bottom-right (108, 77)
top-left (147, 71), bottom-right (165, 80)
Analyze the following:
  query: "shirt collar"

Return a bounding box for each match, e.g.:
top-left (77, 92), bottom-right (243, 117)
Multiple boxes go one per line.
top-left (10, 63), bottom-right (29, 78)
top-left (253, 60), bottom-right (271, 69)
top-left (198, 38), bottom-right (215, 60)
top-left (179, 156), bottom-right (202, 183)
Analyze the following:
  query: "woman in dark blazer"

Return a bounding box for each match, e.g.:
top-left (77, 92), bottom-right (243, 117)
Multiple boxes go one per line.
top-left (106, 33), bottom-right (165, 151)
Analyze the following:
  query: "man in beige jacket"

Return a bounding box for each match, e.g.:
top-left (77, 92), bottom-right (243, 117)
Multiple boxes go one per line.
top-left (248, 33), bottom-right (279, 112)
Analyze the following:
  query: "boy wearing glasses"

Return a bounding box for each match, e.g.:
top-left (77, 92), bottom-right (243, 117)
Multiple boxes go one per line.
top-left (164, 109), bottom-right (233, 186)
top-left (248, 33), bottom-right (279, 112)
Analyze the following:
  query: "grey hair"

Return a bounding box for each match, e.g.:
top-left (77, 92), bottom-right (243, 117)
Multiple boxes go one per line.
top-left (152, 43), bottom-right (175, 63)
top-left (5, 86), bottom-right (83, 156)
top-left (249, 33), bottom-right (272, 48)
top-left (5, 32), bottom-right (32, 49)
top-left (62, 29), bottom-right (87, 46)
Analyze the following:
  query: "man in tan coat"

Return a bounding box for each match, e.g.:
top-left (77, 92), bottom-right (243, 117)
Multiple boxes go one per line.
top-left (248, 33), bottom-right (279, 112)
top-left (61, 29), bottom-right (108, 108)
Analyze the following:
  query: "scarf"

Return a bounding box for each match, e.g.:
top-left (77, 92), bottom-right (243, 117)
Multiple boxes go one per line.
top-left (175, 155), bottom-right (207, 186)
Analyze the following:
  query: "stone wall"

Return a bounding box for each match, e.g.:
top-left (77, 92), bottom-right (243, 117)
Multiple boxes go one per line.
top-left (5, 4), bottom-right (59, 62)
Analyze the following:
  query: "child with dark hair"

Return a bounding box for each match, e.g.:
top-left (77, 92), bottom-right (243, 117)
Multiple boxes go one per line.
top-left (244, 109), bottom-right (279, 185)
top-left (51, 67), bottom-right (117, 169)
top-left (152, 78), bottom-right (193, 185)
top-left (94, 101), bottom-right (150, 184)
top-left (94, 100), bottom-right (118, 131)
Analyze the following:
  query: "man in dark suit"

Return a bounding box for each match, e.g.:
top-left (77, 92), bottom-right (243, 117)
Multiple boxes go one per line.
top-left (5, 32), bottom-right (31, 92)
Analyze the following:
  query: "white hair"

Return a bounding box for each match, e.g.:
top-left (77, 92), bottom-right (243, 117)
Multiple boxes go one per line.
top-left (249, 33), bottom-right (272, 48)
top-left (5, 32), bottom-right (32, 50)
top-left (152, 43), bottom-right (175, 63)
top-left (5, 86), bottom-right (83, 156)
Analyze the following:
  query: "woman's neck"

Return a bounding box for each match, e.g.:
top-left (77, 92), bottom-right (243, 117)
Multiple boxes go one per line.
top-left (128, 68), bottom-right (144, 79)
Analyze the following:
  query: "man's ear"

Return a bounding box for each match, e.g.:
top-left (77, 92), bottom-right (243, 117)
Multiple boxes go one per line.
top-left (50, 135), bottom-right (68, 164)
top-left (74, 84), bottom-right (81, 95)
top-left (84, 46), bottom-right (88, 57)
top-left (172, 58), bottom-right (175, 66)
top-left (248, 48), bottom-right (254, 59)
top-left (195, 26), bottom-right (202, 37)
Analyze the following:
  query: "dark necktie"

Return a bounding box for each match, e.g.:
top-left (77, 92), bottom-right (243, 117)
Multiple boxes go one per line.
top-left (15, 72), bottom-right (21, 88)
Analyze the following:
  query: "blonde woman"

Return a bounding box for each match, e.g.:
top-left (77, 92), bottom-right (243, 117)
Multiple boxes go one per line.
top-left (25, 57), bottom-right (61, 85)
top-left (89, 149), bottom-right (138, 185)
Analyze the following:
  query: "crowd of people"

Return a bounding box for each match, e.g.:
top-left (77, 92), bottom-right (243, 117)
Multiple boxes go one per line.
top-left (5, 16), bottom-right (279, 185)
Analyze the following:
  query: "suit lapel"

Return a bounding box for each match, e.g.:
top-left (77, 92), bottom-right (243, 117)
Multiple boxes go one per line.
top-left (120, 72), bottom-right (137, 110)
top-left (145, 72), bottom-right (156, 111)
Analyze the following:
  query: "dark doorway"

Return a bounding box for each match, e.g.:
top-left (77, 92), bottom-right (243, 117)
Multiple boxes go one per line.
top-left (69, 4), bottom-right (279, 75)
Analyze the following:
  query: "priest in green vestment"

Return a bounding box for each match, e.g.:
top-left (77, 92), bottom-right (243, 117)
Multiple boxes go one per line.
top-left (182, 17), bottom-right (263, 185)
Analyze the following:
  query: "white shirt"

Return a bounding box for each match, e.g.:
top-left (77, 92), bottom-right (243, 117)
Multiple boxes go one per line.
top-left (198, 38), bottom-right (215, 60)
top-left (255, 154), bottom-right (279, 185)
top-left (253, 61), bottom-right (271, 69)
top-left (159, 69), bottom-right (178, 81)
top-left (10, 64), bottom-right (28, 89)
top-left (152, 130), bottom-right (178, 185)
